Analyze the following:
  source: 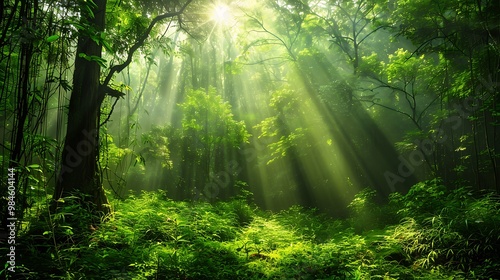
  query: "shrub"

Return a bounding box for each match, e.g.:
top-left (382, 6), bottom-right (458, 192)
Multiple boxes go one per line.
top-left (387, 180), bottom-right (500, 276)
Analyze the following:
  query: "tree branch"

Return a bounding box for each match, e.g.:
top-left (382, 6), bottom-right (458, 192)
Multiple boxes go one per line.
top-left (245, 13), bottom-right (297, 61)
top-left (100, 0), bottom-right (193, 97)
top-left (101, 85), bottom-right (126, 98)
top-left (100, 97), bottom-right (120, 127)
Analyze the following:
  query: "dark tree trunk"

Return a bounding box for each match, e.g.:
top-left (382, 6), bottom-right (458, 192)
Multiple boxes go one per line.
top-left (55, 0), bottom-right (109, 213)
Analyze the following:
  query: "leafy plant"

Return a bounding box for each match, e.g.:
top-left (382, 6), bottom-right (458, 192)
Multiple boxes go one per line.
top-left (14, 181), bottom-right (500, 280)
top-left (387, 180), bottom-right (500, 277)
top-left (348, 188), bottom-right (382, 232)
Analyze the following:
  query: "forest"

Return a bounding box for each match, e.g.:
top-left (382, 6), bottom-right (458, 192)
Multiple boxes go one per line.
top-left (0, 0), bottom-right (499, 279)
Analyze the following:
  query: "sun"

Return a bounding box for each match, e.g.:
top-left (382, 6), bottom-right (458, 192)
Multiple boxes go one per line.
top-left (211, 4), bottom-right (231, 25)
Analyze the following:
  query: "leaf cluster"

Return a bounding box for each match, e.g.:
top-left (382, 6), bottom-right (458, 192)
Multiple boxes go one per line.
top-left (14, 178), bottom-right (500, 279)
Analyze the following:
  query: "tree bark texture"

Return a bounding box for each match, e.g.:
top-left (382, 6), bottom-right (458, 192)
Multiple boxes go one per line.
top-left (55, 0), bottom-right (108, 212)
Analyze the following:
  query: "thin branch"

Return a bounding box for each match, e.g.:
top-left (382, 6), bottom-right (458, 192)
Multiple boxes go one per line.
top-left (245, 13), bottom-right (297, 60)
top-left (0, 143), bottom-right (12, 152)
top-left (417, 94), bottom-right (440, 125)
top-left (356, 94), bottom-right (413, 120)
top-left (358, 25), bottom-right (390, 45)
top-left (130, 60), bottom-right (153, 116)
top-left (100, 97), bottom-right (120, 127)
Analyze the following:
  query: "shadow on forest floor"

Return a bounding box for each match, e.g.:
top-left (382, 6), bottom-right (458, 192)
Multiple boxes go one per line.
top-left (3, 179), bottom-right (500, 279)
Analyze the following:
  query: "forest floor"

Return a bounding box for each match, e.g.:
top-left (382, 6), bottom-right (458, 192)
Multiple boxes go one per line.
top-left (4, 179), bottom-right (500, 279)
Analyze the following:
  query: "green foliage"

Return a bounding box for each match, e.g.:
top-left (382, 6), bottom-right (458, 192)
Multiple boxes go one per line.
top-left (348, 188), bottom-right (385, 232)
top-left (348, 188), bottom-right (377, 214)
top-left (179, 87), bottom-right (250, 174)
top-left (387, 179), bottom-right (500, 277)
top-left (16, 192), bottom-right (104, 278)
top-left (382, 48), bottom-right (445, 99)
top-left (16, 180), bottom-right (499, 279)
top-left (358, 52), bottom-right (383, 76)
top-left (140, 126), bottom-right (173, 169)
top-left (216, 199), bottom-right (255, 227)
top-left (390, 178), bottom-right (447, 220)
top-left (275, 205), bottom-right (344, 242)
top-left (3, 0), bottom-right (500, 279)
top-left (180, 87), bottom-right (250, 147)
top-left (45, 34), bottom-right (60, 43)
top-left (102, 134), bottom-right (134, 166)
top-left (254, 88), bottom-right (310, 164)
top-left (394, 130), bottom-right (426, 153)
top-left (78, 52), bottom-right (108, 68)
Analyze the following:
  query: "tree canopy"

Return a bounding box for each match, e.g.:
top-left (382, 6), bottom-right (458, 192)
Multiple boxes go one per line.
top-left (0, 0), bottom-right (499, 277)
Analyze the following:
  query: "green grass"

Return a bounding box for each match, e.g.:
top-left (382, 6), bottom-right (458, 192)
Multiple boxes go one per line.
top-left (5, 180), bottom-right (500, 279)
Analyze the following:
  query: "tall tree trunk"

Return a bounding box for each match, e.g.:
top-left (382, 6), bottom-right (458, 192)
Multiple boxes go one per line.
top-left (55, 0), bottom-right (109, 213)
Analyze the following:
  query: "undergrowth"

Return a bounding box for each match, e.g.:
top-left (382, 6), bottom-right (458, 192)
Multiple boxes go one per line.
top-left (4, 179), bottom-right (500, 279)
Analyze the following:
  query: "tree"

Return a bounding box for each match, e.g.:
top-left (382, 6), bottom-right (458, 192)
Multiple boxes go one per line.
top-left (369, 49), bottom-right (445, 130)
top-left (55, 0), bottom-right (193, 213)
top-left (236, 0), bottom-right (408, 200)
top-left (254, 87), bottom-right (315, 206)
top-left (384, 0), bottom-right (500, 190)
top-left (314, 0), bottom-right (386, 73)
top-left (179, 87), bottom-right (250, 200)
top-left (1, 0), bottom-right (76, 228)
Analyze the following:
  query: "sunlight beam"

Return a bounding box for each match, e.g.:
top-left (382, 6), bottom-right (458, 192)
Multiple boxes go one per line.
top-left (211, 4), bottom-right (231, 25)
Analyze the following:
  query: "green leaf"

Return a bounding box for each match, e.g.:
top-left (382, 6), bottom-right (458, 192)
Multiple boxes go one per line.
top-left (78, 53), bottom-right (108, 68)
top-left (100, 32), bottom-right (114, 53)
top-left (46, 35), bottom-right (60, 43)
top-left (102, 39), bottom-right (113, 53)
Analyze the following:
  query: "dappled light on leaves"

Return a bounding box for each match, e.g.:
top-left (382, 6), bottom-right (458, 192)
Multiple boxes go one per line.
top-left (2, 0), bottom-right (499, 278)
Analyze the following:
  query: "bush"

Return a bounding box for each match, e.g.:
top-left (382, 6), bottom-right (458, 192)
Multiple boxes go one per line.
top-left (12, 182), bottom-right (499, 280)
top-left (387, 180), bottom-right (500, 277)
